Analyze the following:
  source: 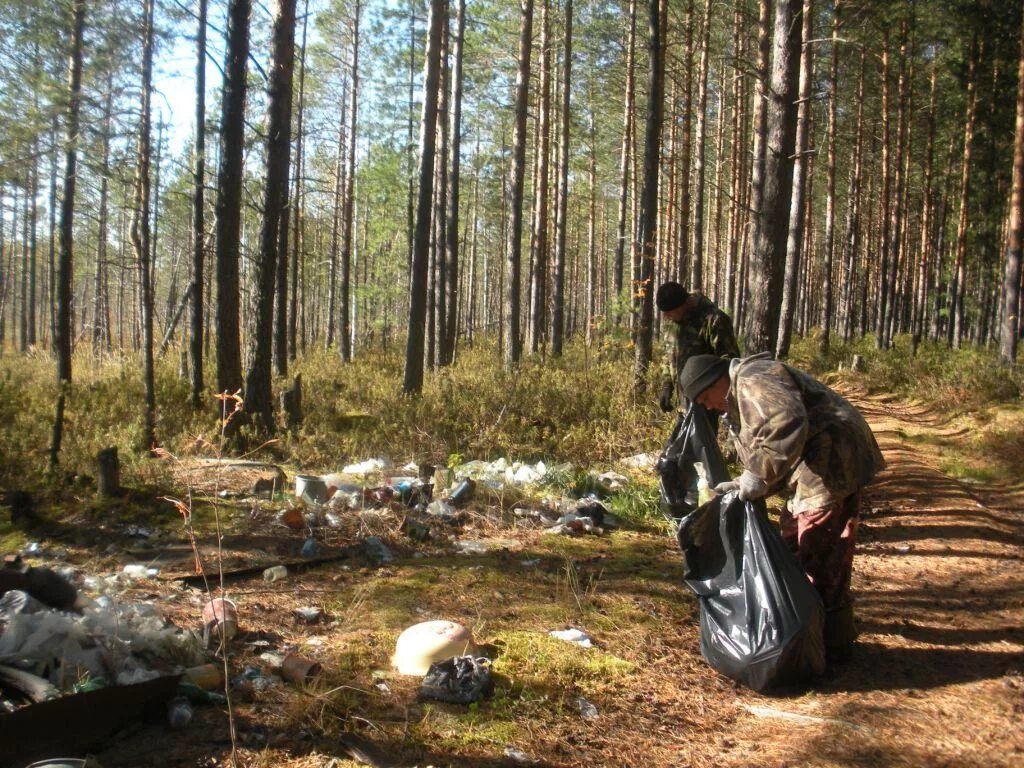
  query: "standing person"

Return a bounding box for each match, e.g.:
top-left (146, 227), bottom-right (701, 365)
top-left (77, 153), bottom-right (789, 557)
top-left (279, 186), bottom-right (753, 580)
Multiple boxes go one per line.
top-left (678, 353), bottom-right (885, 660)
top-left (655, 281), bottom-right (739, 413)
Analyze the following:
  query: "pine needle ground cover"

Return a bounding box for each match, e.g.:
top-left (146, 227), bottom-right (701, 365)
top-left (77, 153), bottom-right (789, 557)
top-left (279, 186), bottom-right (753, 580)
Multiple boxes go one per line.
top-left (0, 337), bottom-right (1022, 767)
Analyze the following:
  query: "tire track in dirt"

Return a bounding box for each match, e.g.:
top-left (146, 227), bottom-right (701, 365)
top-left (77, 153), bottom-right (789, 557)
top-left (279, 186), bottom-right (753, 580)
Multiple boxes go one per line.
top-left (714, 393), bottom-right (1024, 768)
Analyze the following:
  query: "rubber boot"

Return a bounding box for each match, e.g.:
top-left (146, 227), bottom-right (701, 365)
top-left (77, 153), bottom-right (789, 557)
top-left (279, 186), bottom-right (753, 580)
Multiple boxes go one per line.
top-left (824, 604), bottom-right (858, 664)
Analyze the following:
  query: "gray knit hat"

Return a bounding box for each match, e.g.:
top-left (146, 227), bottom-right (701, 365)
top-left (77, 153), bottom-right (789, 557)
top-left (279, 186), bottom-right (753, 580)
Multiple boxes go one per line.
top-left (679, 355), bottom-right (730, 401)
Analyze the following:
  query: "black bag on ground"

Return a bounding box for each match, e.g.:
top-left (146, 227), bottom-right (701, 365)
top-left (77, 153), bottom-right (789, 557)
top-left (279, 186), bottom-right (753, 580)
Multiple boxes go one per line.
top-left (677, 494), bottom-right (826, 692)
top-left (419, 655), bottom-right (494, 704)
top-left (656, 404), bottom-right (731, 523)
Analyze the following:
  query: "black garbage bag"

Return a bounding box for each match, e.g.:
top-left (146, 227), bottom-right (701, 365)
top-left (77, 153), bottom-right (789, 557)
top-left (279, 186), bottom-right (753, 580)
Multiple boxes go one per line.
top-left (419, 655), bottom-right (494, 704)
top-left (656, 404), bottom-right (731, 524)
top-left (677, 493), bottom-right (826, 692)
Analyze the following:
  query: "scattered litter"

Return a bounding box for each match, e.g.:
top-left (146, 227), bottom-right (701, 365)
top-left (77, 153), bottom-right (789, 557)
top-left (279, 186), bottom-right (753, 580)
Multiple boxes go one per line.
top-left (294, 606), bottom-right (323, 624)
top-left (201, 598), bottom-right (238, 641)
top-left (419, 655), bottom-right (494, 704)
top-left (576, 695), bottom-right (599, 720)
top-left (520, 558), bottom-right (541, 568)
top-left (402, 518), bottom-right (431, 541)
top-left (300, 537), bottom-right (320, 559)
top-left (454, 540), bottom-right (488, 556)
top-left (374, 680), bottom-right (391, 695)
top-left (280, 653), bottom-right (322, 685)
top-left (123, 525), bottom-right (153, 538)
top-left (295, 474), bottom-right (328, 505)
top-left (549, 628), bottom-right (594, 648)
top-left (279, 507), bottom-right (307, 530)
top-left (258, 651), bottom-right (286, 668)
top-left (619, 452), bottom-right (658, 471)
top-left (895, 544), bottom-right (912, 554)
top-left (363, 536), bottom-right (394, 566)
top-left (425, 499), bottom-right (456, 520)
top-left (166, 695), bottom-right (193, 729)
top-left (393, 620), bottom-right (475, 676)
top-left (595, 471), bottom-right (629, 491)
top-left (232, 666), bottom-right (276, 691)
top-left (262, 565), bottom-right (289, 582)
top-left (340, 458), bottom-right (391, 476)
top-left (121, 564), bottom-right (159, 580)
top-left (454, 538), bottom-right (521, 555)
top-left (504, 746), bottom-right (538, 764)
top-left (447, 478), bottom-right (476, 507)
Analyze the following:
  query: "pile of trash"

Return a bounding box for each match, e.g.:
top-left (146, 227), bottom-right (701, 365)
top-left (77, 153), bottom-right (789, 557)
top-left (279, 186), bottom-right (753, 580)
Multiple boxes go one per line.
top-left (288, 458), bottom-right (622, 544)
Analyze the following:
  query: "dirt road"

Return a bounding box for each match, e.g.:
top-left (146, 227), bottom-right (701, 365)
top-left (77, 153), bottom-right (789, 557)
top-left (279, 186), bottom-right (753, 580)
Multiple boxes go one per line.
top-left (716, 393), bottom-right (1024, 767)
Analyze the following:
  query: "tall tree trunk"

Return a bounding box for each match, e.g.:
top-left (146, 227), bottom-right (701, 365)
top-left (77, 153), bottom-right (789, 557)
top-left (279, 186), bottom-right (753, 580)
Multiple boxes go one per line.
top-left (94, 78), bottom-right (114, 353)
top-left (49, 0), bottom-right (85, 468)
top-left (912, 60), bottom-right (937, 355)
top-left (775, 0), bottom-right (811, 360)
top-left (586, 103), bottom-right (597, 345)
top-left (745, 0), bottom-right (800, 353)
top-left (288, 0), bottom-right (308, 361)
top-left (874, 32), bottom-right (893, 348)
top-left (678, 0), bottom-right (694, 284)
top-left (841, 50), bottom-right (866, 342)
top-left (883, 17), bottom-right (909, 349)
top-left (724, 2), bottom-right (743, 319)
top-left (442, 0), bottom-right (465, 364)
top-left (951, 35), bottom-right (980, 348)
top-left (529, 0), bottom-right (552, 354)
top-left (502, 0), bottom-right (534, 369)
top-left (325, 77), bottom-right (348, 349)
top-left (551, 0), bottom-right (572, 355)
top-left (690, 0), bottom-right (712, 292)
top-left (744, 0), bottom-right (771, 327)
top-left (244, 0), bottom-right (297, 434)
top-left (340, 0), bottom-right (360, 363)
top-left (819, 0), bottom-right (839, 352)
top-left (633, 0), bottom-right (664, 391)
top-left (1002, 18), bottom-right (1024, 364)
top-left (130, 0), bottom-right (157, 454)
top-left (214, 0), bottom-right (250, 425)
top-left (614, 0), bottom-right (636, 316)
top-left (403, 0), bottom-right (446, 393)
top-left (190, 0), bottom-right (208, 408)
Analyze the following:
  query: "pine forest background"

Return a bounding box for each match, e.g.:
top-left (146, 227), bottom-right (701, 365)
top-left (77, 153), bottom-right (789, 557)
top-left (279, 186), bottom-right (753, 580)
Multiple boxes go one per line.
top-left (1, 0), bottom-right (1023, 464)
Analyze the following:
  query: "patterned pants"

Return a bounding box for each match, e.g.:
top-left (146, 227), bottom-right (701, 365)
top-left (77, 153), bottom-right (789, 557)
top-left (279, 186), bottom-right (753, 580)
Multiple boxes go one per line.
top-left (779, 492), bottom-right (861, 611)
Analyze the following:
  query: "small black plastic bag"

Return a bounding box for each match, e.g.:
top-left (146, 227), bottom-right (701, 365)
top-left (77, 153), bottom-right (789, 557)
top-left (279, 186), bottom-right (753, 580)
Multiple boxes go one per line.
top-left (419, 655), bottom-right (494, 704)
top-left (677, 494), bottom-right (826, 692)
top-left (656, 405), bottom-right (731, 524)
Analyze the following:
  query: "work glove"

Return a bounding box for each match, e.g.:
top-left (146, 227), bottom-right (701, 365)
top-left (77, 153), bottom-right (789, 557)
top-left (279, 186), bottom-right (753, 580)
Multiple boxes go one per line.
top-left (713, 470), bottom-right (769, 501)
top-left (658, 382), bottom-right (675, 413)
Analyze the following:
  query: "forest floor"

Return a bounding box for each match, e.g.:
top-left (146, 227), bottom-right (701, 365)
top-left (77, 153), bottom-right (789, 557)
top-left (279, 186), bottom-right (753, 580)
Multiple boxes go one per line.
top-left (4, 389), bottom-right (1024, 768)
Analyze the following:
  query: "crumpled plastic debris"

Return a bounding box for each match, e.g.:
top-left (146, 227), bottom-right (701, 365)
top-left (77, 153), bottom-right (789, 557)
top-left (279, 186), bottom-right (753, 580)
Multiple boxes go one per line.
top-left (338, 457), bottom-right (392, 476)
top-left (576, 695), bottom-right (599, 720)
top-left (364, 536), bottom-right (394, 566)
top-left (0, 591), bottom-right (204, 693)
top-left (549, 628), bottom-right (594, 648)
top-left (594, 471), bottom-right (630, 491)
top-left (504, 746), bottom-right (539, 764)
top-left (419, 655), bottom-right (494, 704)
top-left (450, 458), bottom-right (572, 489)
top-left (619, 452), bottom-right (658, 471)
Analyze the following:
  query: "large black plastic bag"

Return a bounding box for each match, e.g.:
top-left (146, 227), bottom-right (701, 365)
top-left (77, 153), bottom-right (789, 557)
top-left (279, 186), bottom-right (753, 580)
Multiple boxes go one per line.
top-left (656, 404), bottom-right (730, 523)
top-left (677, 493), bottom-right (826, 691)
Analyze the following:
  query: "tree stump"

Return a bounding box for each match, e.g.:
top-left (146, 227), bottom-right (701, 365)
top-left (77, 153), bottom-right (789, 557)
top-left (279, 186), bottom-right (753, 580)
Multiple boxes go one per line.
top-left (851, 354), bottom-right (865, 372)
top-left (281, 374), bottom-right (303, 429)
top-left (96, 447), bottom-right (120, 497)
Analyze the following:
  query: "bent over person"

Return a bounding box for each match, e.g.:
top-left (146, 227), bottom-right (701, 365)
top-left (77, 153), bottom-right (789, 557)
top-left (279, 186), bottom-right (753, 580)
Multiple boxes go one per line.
top-left (655, 281), bottom-right (739, 413)
top-left (678, 353), bottom-right (885, 660)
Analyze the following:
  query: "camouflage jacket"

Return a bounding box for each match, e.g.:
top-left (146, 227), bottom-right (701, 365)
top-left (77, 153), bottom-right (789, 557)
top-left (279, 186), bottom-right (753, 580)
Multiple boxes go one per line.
top-left (661, 294), bottom-right (740, 396)
top-left (724, 355), bottom-right (885, 514)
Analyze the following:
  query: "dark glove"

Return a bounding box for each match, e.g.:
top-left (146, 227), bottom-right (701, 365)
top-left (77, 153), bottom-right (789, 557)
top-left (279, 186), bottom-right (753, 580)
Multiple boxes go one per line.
top-left (713, 471), bottom-right (768, 501)
top-left (658, 382), bottom-right (675, 413)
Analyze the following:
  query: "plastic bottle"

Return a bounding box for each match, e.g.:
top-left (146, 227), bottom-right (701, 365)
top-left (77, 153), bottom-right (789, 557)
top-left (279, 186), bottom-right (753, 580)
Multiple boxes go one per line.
top-left (262, 565), bottom-right (289, 582)
top-left (166, 696), bottom-right (193, 729)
